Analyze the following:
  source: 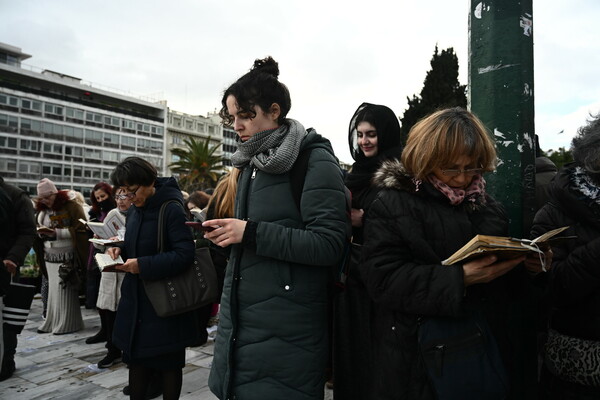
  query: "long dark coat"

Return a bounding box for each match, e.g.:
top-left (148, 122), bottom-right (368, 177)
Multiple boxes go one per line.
top-left (531, 165), bottom-right (600, 341)
top-left (112, 177), bottom-right (199, 359)
top-left (208, 131), bottom-right (348, 400)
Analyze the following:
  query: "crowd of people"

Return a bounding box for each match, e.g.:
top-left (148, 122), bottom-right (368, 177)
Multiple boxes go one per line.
top-left (0, 55), bottom-right (599, 400)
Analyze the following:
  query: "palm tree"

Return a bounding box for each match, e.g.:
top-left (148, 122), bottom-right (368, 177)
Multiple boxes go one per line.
top-left (169, 137), bottom-right (224, 192)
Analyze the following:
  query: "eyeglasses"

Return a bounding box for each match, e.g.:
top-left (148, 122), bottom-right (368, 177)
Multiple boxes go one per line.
top-left (115, 186), bottom-right (140, 200)
top-left (441, 168), bottom-right (484, 177)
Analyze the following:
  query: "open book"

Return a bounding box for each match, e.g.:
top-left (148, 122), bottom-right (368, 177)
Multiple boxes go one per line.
top-left (442, 226), bottom-right (572, 266)
top-left (89, 238), bottom-right (124, 246)
top-left (94, 253), bottom-right (124, 272)
top-left (80, 211), bottom-right (125, 239)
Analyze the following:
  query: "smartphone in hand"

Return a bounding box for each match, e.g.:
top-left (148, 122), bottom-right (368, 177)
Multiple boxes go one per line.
top-left (185, 221), bottom-right (216, 232)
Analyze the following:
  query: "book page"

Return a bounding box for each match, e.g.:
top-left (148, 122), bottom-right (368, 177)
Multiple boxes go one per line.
top-left (89, 238), bottom-right (124, 246)
top-left (85, 211), bottom-right (125, 239)
top-left (94, 253), bottom-right (124, 272)
top-left (102, 211), bottom-right (126, 236)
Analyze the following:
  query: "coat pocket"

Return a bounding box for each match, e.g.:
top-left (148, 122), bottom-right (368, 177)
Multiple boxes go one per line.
top-left (418, 313), bottom-right (509, 400)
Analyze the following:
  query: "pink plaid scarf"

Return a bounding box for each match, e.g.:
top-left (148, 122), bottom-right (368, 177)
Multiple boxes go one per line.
top-left (427, 174), bottom-right (486, 205)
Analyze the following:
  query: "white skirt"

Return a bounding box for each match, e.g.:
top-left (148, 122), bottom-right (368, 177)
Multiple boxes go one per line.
top-left (37, 242), bottom-right (83, 334)
top-left (96, 271), bottom-right (125, 312)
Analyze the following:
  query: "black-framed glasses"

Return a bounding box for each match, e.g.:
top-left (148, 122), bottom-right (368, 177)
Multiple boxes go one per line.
top-left (115, 186), bottom-right (140, 200)
top-left (441, 168), bottom-right (484, 177)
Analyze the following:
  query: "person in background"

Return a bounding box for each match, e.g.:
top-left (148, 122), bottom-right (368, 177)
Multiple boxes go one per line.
top-left (333, 102), bottom-right (403, 398)
top-left (531, 114), bottom-right (600, 399)
top-left (35, 178), bottom-right (88, 335)
top-left (85, 182), bottom-right (116, 340)
top-left (106, 157), bottom-right (198, 400)
top-left (69, 190), bottom-right (91, 218)
top-left (204, 56), bottom-right (347, 400)
top-left (186, 190), bottom-right (211, 222)
top-left (93, 187), bottom-right (132, 369)
top-left (361, 108), bottom-right (548, 399)
top-left (191, 171), bottom-right (240, 345)
top-left (205, 169), bottom-right (240, 319)
top-left (0, 176), bottom-right (36, 381)
top-left (535, 135), bottom-right (558, 211)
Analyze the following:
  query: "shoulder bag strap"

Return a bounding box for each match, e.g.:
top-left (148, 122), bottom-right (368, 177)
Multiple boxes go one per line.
top-left (157, 199), bottom-right (184, 253)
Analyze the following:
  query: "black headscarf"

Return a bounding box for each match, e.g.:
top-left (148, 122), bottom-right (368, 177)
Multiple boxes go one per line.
top-left (345, 102), bottom-right (403, 192)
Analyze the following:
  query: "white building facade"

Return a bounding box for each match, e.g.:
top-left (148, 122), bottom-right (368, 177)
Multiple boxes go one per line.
top-left (0, 42), bottom-right (167, 198)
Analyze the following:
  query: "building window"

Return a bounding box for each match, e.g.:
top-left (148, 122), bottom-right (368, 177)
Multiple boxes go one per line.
top-left (44, 103), bottom-right (64, 120)
top-left (0, 94), bottom-right (18, 110)
top-left (85, 148), bottom-right (102, 160)
top-left (0, 113), bottom-right (18, 132)
top-left (122, 119), bottom-right (136, 133)
top-left (20, 118), bottom-right (42, 135)
top-left (104, 132), bottom-right (120, 148)
top-left (66, 107), bottom-right (84, 122)
top-left (20, 139), bottom-right (42, 152)
top-left (103, 150), bottom-right (119, 162)
top-left (21, 99), bottom-right (43, 116)
top-left (104, 115), bottom-right (121, 130)
top-left (85, 129), bottom-right (103, 145)
top-left (121, 135), bottom-right (135, 149)
top-left (85, 111), bottom-right (103, 127)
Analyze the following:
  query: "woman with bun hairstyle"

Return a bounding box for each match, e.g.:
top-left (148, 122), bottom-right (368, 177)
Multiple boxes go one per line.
top-left (332, 102), bottom-right (403, 399)
top-left (204, 57), bottom-right (348, 400)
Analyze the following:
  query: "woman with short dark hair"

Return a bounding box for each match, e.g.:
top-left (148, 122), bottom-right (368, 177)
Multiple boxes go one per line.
top-left (106, 156), bottom-right (197, 400)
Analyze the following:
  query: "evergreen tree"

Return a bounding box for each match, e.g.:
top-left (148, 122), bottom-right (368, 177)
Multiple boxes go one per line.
top-left (169, 137), bottom-right (223, 192)
top-left (546, 147), bottom-right (573, 169)
top-left (400, 45), bottom-right (467, 138)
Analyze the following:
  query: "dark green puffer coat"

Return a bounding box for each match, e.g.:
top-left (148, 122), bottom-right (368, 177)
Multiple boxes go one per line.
top-left (208, 130), bottom-right (347, 400)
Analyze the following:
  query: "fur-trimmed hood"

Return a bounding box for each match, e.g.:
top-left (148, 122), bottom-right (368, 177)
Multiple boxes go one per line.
top-left (372, 159), bottom-right (415, 191)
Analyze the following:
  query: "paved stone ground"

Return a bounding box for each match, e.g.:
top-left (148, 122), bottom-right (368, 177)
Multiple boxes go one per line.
top-left (1, 295), bottom-right (334, 399)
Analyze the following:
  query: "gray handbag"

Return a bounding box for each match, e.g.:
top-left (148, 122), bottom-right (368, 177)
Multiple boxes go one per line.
top-left (143, 200), bottom-right (218, 318)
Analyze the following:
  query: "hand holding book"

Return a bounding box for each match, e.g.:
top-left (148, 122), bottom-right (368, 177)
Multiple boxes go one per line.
top-left (94, 253), bottom-right (124, 272)
top-left (442, 226), bottom-right (572, 267)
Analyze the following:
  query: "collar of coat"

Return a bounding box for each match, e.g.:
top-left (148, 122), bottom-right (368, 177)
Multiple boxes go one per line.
top-left (372, 159), bottom-right (488, 210)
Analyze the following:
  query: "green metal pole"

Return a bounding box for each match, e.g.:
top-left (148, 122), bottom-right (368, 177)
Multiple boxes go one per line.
top-left (469, 0), bottom-right (535, 238)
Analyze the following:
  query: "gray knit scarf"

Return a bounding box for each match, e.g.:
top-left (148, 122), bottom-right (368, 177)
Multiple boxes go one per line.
top-left (230, 119), bottom-right (307, 174)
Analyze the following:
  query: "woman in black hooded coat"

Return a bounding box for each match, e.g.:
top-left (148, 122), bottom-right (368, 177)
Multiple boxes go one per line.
top-left (531, 114), bottom-right (600, 399)
top-left (332, 102), bottom-right (403, 399)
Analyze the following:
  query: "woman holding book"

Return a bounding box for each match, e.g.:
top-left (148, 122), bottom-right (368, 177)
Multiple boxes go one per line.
top-left (35, 178), bottom-right (89, 335)
top-left (85, 182), bottom-right (116, 341)
top-left (361, 108), bottom-right (548, 399)
top-left (106, 157), bottom-right (198, 399)
top-left (92, 187), bottom-right (132, 369)
top-left (333, 102), bottom-right (403, 398)
top-left (531, 114), bottom-right (600, 399)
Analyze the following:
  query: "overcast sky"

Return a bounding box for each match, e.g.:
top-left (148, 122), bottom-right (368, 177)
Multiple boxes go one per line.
top-left (1, 0), bottom-right (599, 163)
